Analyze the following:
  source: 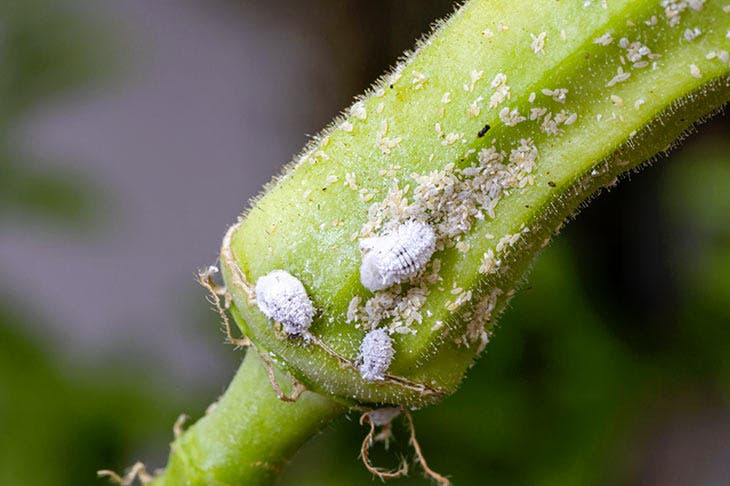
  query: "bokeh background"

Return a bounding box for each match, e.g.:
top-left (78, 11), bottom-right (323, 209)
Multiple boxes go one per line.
top-left (0, 1), bottom-right (728, 485)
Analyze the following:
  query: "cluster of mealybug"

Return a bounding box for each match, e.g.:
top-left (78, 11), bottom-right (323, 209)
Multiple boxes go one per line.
top-left (253, 221), bottom-right (436, 381)
top-left (254, 270), bottom-right (314, 336)
top-left (358, 328), bottom-right (395, 381)
top-left (359, 220), bottom-right (437, 291)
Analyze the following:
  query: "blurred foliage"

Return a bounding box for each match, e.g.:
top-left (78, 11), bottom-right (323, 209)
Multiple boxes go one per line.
top-left (0, 1), bottom-right (104, 117)
top-left (0, 0), bottom-right (111, 228)
top-left (0, 2), bottom-right (181, 485)
top-left (0, 152), bottom-right (98, 226)
top-left (0, 301), bottom-right (182, 485)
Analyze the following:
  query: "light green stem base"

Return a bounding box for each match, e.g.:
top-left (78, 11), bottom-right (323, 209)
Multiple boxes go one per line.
top-left (152, 352), bottom-right (346, 485)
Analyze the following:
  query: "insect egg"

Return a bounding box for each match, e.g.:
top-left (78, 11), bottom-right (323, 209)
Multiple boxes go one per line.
top-left (358, 328), bottom-right (395, 381)
top-left (254, 270), bottom-right (315, 336)
top-left (359, 220), bottom-right (437, 292)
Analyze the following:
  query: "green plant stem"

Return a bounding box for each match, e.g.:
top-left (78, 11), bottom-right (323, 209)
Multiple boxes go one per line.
top-left (152, 351), bottom-right (345, 485)
top-left (222, 0), bottom-right (730, 408)
top-left (147, 0), bottom-right (730, 483)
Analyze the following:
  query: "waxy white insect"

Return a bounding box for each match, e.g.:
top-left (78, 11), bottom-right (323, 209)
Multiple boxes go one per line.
top-left (358, 328), bottom-right (395, 381)
top-left (254, 270), bottom-right (314, 336)
top-left (366, 407), bottom-right (401, 426)
top-left (359, 221), bottom-right (437, 292)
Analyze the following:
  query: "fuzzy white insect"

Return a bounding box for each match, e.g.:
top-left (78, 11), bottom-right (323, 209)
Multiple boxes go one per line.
top-left (689, 63), bottom-right (702, 78)
top-left (530, 32), bottom-right (547, 54)
top-left (254, 270), bottom-right (314, 336)
top-left (359, 221), bottom-right (437, 292)
top-left (366, 407), bottom-right (401, 426)
top-left (358, 328), bottom-right (395, 381)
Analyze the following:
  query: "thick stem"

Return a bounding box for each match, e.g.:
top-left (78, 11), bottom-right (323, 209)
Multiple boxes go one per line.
top-left (221, 0), bottom-right (730, 408)
top-left (152, 351), bottom-right (346, 485)
top-left (148, 0), bottom-right (729, 483)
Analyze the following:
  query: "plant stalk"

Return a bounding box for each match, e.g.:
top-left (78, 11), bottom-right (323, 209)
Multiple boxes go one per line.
top-left (151, 351), bottom-right (345, 485)
top-left (146, 0), bottom-right (729, 483)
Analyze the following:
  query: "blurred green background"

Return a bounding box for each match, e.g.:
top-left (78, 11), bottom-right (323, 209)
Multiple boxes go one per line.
top-left (0, 1), bottom-right (728, 485)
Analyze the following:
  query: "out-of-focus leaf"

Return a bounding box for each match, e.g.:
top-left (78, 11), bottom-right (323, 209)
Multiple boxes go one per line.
top-left (660, 136), bottom-right (730, 387)
top-left (0, 0), bottom-right (113, 122)
top-left (0, 299), bottom-right (183, 486)
top-left (663, 137), bottom-right (730, 237)
top-left (0, 0), bottom-right (117, 229)
top-left (0, 159), bottom-right (99, 228)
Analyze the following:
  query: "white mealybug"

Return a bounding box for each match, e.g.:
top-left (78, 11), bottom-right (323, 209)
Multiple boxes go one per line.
top-left (254, 270), bottom-right (315, 336)
top-left (366, 407), bottom-right (401, 426)
top-left (358, 328), bottom-right (395, 381)
top-left (359, 221), bottom-right (437, 291)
